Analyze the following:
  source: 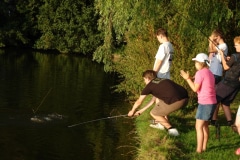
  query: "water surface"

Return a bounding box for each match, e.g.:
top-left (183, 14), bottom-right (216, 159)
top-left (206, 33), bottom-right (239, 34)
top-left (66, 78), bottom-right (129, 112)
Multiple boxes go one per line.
top-left (0, 48), bottom-right (135, 160)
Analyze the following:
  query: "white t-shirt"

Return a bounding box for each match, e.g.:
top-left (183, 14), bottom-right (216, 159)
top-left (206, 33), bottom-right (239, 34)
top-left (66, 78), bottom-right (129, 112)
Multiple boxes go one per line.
top-left (209, 43), bottom-right (228, 76)
top-left (154, 42), bottom-right (174, 74)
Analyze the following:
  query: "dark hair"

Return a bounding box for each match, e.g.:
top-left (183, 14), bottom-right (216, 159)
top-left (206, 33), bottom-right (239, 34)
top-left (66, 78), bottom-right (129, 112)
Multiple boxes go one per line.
top-left (142, 70), bottom-right (157, 80)
top-left (156, 28), bottom-right (168, 37)
top-left (211, 29), bottom-right (224, 40)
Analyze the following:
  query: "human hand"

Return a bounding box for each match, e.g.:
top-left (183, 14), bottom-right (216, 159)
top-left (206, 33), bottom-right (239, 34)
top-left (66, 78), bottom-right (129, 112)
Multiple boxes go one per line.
top-left (134, 110), bottom-right (142, 116)
top-left (218, 49), bottom-right (224, 55)
top-left (180, 70), bottom-right (190, 80)
top-left (128, 110), bottom-right (135, 117)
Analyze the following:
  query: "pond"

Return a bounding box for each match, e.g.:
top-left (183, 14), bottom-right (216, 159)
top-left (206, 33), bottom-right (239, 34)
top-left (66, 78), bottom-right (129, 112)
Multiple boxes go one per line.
top-left (0, 48), bottom-right (135, 160)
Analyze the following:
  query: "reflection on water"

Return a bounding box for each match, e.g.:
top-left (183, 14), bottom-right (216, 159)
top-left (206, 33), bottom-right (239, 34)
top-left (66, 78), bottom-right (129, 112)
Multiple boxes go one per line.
top-left (0, 48), bottom-right (135, 160)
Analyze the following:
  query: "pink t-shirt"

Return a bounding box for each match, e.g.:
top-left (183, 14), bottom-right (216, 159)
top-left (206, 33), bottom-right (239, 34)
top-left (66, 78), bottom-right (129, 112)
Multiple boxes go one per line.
top-left (194, 68), bottom-right (217, 104)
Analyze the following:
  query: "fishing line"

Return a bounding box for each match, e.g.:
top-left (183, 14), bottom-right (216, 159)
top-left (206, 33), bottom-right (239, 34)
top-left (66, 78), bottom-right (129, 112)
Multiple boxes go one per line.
top-left (166, 4), bottom-right (220, 49)
top-left (68, 114), bottom-right (129, 127)
top-left (32, 88), bottom-right (53, 114)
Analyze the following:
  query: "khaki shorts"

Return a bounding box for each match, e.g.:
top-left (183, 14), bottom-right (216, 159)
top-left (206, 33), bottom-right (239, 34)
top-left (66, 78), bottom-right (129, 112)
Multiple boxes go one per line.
top-left (151, 98), bottom-right (188, 116)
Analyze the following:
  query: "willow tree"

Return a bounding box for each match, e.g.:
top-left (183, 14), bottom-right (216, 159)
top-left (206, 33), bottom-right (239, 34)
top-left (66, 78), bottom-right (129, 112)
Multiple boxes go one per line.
top-left (94, 0), bottom-right (240, 103)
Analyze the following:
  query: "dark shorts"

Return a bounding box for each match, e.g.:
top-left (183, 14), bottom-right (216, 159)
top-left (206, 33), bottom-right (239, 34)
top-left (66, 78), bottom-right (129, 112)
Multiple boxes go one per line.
top-left (215, 81), bottom-right (240, 106)
top-left (195, 104), bottom-right (216, 121)
top-left (214, 75), bottom-right (222, 84)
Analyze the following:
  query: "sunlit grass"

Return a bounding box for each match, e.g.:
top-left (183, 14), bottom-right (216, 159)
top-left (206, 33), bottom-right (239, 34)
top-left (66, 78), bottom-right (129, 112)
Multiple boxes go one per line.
top-left (133, 94), bottom-right (240, 160)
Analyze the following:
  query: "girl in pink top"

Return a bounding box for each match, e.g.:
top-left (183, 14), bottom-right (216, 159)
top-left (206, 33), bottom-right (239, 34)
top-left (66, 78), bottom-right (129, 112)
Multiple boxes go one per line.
top-left (180, 53), bottom-right (217, 153)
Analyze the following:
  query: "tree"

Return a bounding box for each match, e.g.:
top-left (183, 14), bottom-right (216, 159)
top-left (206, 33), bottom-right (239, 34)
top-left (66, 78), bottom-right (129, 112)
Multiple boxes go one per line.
top-left (0, 0), bottom-right (40, 47)
top-left (94, 0), bottom-right (240, 105)
top-left (35, 0), bottom-right (101, 54)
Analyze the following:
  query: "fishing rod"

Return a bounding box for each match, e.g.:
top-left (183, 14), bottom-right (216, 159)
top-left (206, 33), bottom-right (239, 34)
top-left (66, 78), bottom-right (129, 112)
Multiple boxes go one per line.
top-left (168, 4), bottom-right (220, 50)
top-left (68, 113), bottom-right (170, 128)
top-left (32, 88), bottom-right (53, 114)
top-left (68, 114), bottom-right (129, 128)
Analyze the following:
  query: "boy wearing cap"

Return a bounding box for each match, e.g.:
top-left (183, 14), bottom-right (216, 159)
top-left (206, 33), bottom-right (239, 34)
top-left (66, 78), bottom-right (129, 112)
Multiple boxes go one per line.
top-left (180, 53), bottom-right (217, 153)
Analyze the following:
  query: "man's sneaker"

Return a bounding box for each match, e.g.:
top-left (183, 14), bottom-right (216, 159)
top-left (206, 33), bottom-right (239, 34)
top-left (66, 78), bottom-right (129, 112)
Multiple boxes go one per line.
top-left (149, 123), bottom-right (165, 130)
top-left (168, 128), bottom-right (179, 136)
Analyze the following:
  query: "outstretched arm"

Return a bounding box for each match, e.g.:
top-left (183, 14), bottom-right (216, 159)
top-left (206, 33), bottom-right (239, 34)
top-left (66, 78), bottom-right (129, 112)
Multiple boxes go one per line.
top-left (134, 96), bottom-right (156, 115)
top-left (128, 95), bottom-right (146, 116)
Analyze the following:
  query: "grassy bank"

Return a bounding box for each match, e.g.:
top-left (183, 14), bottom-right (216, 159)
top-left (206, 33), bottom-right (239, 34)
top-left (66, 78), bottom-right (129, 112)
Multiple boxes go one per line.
top-left (132, 95), bottom-right (240, 160)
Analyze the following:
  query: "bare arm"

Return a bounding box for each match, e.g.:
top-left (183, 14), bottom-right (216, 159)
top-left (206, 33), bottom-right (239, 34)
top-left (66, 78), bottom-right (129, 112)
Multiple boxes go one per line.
top-left (208, 36), bottom-right (218, 53)
top-left (180, 70), bottom-right (200, 92)
top-left (134, 97), bottom-right (156, 115)
top-left (219, 49), bottom-right (230, 70)
top-left (208, 43), bottom-right (218, 53)
top-left (153, 59), bottom-right (163, 73)
top-left (128, 95), bottom-right (146, 116)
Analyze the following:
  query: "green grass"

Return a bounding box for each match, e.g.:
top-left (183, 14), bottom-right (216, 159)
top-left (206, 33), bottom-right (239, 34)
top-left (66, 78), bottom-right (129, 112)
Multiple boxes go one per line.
top-left (132, 94), bottom-right (240, 160)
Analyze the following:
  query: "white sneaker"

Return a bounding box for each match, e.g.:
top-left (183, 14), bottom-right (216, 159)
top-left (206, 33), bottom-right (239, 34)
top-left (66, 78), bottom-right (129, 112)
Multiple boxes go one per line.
top-left (168, 128), bottom-right (179, 136)
top-left (149, 123), bottom-right (165, 130)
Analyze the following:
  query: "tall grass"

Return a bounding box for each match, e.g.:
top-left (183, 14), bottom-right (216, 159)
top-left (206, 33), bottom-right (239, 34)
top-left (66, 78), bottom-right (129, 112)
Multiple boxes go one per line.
top-left (132, 94), bottom-right (240, 160)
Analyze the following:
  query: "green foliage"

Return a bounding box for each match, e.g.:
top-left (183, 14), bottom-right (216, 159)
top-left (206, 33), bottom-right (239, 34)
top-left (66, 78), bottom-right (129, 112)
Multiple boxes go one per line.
top-left (93, 0), bottom-right (133, 71)
top-left (1, 0), bottom-right (240, 107)
top-left (114, 38), bottom-right (155, 99)
top-left (35, 0), bottom-right (101, 54)
top-left (94, 0), bottom-right (240, 107)
top-left (0, 0), bottom-right (40, 47)
top-left (0, 0), bottom-right (100, 55)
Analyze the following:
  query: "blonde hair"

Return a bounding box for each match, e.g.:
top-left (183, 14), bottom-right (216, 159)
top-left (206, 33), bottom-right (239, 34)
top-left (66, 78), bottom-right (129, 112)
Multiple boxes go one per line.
top-left (195, 61), bottom-right (209, 68)
top-left (234, 36), bottom-right (240, 44)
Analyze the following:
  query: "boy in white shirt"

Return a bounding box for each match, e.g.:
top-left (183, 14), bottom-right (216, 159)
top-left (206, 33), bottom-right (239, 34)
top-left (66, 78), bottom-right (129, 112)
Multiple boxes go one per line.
top-left (153, 28), bottom-right (174, 79)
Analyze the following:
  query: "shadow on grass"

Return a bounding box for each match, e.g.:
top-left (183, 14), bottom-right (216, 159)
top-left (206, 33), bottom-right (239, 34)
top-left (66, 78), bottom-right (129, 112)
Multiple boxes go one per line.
top-left (167, 101), bottom-right (240, 160)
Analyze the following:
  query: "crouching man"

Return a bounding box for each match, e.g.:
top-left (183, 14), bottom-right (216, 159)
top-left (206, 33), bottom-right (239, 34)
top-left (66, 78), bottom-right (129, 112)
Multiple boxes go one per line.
top-left (128, 70), bottom-right (188, 136)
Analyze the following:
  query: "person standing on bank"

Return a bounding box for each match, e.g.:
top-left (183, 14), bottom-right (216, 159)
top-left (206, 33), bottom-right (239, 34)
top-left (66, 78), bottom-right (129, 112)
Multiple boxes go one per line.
top-left (208, 29), bottom-right (228, 84)
top-left (180, 53), bottom-right (217, 153)
top-left (211, 36), bottom-right (240, 126)
top-left (128, 70), bottom-right (188, 136)
top-left (152, 28), bottom-right (174, 129)
top-left (153, 28), bottom-right (174, 79)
